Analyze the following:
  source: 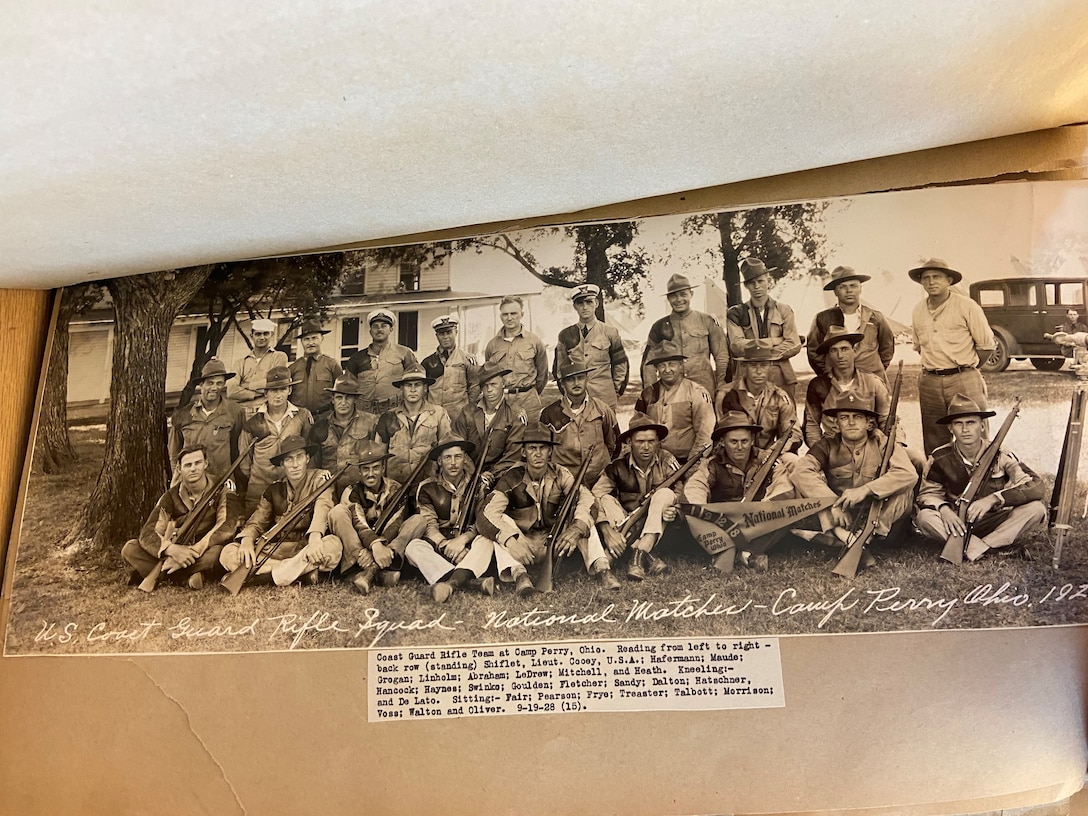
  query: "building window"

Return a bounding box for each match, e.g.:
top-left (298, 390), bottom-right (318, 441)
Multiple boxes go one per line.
top-left (399, 262), bottom-right (421, 292)
top-left (340, 317), bottom-right (360, 364)
top-left (398, 311), bottom-right (419, 350)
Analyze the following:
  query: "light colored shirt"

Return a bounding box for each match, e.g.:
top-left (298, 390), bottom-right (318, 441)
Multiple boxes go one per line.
top-left (911, 291), bottom-right (995, 370)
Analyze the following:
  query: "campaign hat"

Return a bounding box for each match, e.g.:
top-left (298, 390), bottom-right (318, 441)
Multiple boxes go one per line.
top-left (192, 358), bottom-right (236, 383)
top-left (392, 364), bottom-right (435, 387)
top-left (431, 314), bottom-right (459, 332)
top-left (814, 325), bottom-right (866, 355)
top-left (269, 434), bottom-right (319, 466)
top-left (368, 309), bottom-right (396, 326)
top-left (823, 265), bottom-right (871, 291)
top-left (353, 439), bottom-right (391, 466)
top-left (908, 258), bottom-right (963, 285)
top-left (475, 361), bottom-right (511, 387)
top-left (734, 345), bottom-right (783, 363)
top-left (571, 284), bottom-right (601, 303)
top-left (522, 422), bottom-right (558, 446)
top-left (298, 318), bottom-right (331, 337)
top-left (823, 392), bottom-right (879, 419)
top-left (428, 436), bottom-right (476, 461)
top-left (259, 365), bottom-right (301, 391)
top-left (324, 372), bottom-right (364, 396)
top-left (557, 362), bottom-right (592, 380)
top-left (665, 273), bottom-right (697, 295)
top-left (936, 393), bottom-right (997, 425)
top-left (739, 258), bottom-right (777, 283)
top-left (712, 410), bottom-right (763, 440)
top-left (646, 341), bottom-right (686, 366)
top-left (618, 412), bottom-right (668, 444)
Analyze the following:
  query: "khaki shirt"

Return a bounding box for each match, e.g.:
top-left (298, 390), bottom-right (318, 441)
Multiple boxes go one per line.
top-left (911, 292), bottom-right (995, 370)
top-left (634, 378), bottom-right (715, 462)
top-left (642, 310), bottom-right (729, 396)
top-left (484, 329), bottom-right (549, 393)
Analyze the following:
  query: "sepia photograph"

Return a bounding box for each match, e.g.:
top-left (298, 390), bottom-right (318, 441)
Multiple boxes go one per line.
top-left (6, 179), bottom-right (1088, 655)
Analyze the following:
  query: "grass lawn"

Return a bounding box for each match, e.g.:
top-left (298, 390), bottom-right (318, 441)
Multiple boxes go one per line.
top-left (5, 365), bottom-right (1088, 655)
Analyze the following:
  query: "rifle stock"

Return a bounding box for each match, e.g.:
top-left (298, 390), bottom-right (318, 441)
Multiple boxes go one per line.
top-left (1051, 388), bottom-right (1085, 569)
top-left (940, 398), bottom-right (1022, 564)
top-left (455, 426), bottom-right (495, 536)
top-left (538, 446), bottom-right (596, 593)
top-left (832, 363), bottom-right (904, 578)
top-left (221, 463), bottom-right (350, 595)
top-left (138, 439), bottom-right (256, 593)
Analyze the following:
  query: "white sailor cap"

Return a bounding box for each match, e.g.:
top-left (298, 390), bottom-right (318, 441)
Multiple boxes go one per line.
top-left (431, 314), bottom-right (459, 332)
top-left (251, 318), bottom-right (276, 333)
top-left (368, 309), bottom-right (396, 326)
top-left (571, 284), bottom-right (601, 303)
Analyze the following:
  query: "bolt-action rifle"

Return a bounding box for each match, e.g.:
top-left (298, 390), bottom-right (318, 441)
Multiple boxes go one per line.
top-left (940, 398), bottom-right (1022, 564)
top-left (1050, 388), bottom-right (1086, 569)
top-left (454, 426), bottom-right (495, 536)
top-left (138, 439), bottom-right (257, 593)
top-left (538, 445), bottom-right (596, 593)
top-left (618, 443), bottom-right (712, 543)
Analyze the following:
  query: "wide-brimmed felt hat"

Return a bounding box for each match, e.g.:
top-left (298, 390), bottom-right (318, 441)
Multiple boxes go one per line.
top-left (475, 361), bottom-right (511, 387)
top-left (814, 326), bottom-right (865, 355)
top-left (936, 393), bottom-right (997, 425)
top-left (665, 273), bottom-right (697, 295)
top-left (823, 265), bottom-right (871, 291)
top-left (522, 421), bottom-right (558, 446)
top-left (259, 365), bottom-right (301, 391)
top-left (908, 257), bottom-right (963, 285)
top-left (431, 314), bottom-right (459, 332)
top-left (740, 258), bottom-right (776, 283)
top-left (324, 372), bottom-right (364, 396)
top-left (392, 365), bottom-right (435, 387)
top-left (712, 410), bottom-right (763, 440)
top-left (646, 341), bottom-right (686, 366)
top-left (823, 392), bottom-right (879, 418)
top-left (557, 362), bottom-right (592, 380)
top-left (735, 345), bottom-right (783, 363)
top-left (571, 283), bottom-right (601, 303)
top-left (619, 412), bottom-right (668, 444)
top-left (368, 309), bottom-right (396, 326)
top-left (353, 439), bottom-right (391, 466)
top-left (428, 436), bottom-right (476, 461)
top-left (298, 318), bottom-right (331, 337)
top-left (269, 434), bottom-right (319, 466)
top-left (192, 358), bottom-right (236, 383)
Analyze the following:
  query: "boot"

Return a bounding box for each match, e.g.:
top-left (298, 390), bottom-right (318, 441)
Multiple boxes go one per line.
top-left (597, 568), bottom-right (622, 590)
top-left (514, 571), bottom-right (537, 598)
top-left (470, 576), bottom-right (496, 596)
top-left (378, 569), bottom-right (401, 587)
top-left (646, 552), bottom-right (669, 577)
top-left (352, 565), bottom-right (378, 595)
top-left (627, 550), bottom-right (648, 581)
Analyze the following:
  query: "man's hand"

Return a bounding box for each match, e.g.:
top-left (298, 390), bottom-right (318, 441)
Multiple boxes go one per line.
top-left (835, 486), bottom-right (871, 511)
top-left (162, 556), bottom-right (184, 574)
top-left (442, 532), bottom-right (473, 563)
top-left (966, 493), bottom-right (1001, 523)
top-left (662, 504), bottom-right (679, 523)
top-left (556, 521), bottom-right (588, 557)
top-left (939, 504), bottom-right (966, 537)
top-left (307, 531), bottom-right (324, 551)
top-left (598, 523), bottom-right (627, 558)
top-left (163, 543), bottom-right (196, 571)
top-left (239, 539), bottom-right (257, 569)
top-left (479, 471), bottom-right (495, 491)
top-left (372, 541), bottom-right (394, 569)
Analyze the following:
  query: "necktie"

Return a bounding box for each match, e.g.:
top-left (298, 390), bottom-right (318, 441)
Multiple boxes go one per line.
top-left (580, 325), bottom-right (589, 339)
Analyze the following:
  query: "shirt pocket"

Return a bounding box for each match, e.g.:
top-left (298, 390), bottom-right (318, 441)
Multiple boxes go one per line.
top-left (211, 421), bottom-right (233, 439)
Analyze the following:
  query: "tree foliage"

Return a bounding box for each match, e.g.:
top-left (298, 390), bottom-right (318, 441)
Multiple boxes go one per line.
top-left (682, 203), bottom-right (833, 306)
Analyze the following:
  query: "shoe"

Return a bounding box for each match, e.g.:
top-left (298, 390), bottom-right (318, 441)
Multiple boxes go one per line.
top-left (187, 573), bottom-right (204, 591)
top-left (597, 568), bottom-right (622, 591)
top-left (646, 553), bottom-right (669, 577)
top-left (352, 566), bottom-right (378, 595)
top-left (431, 582), bottom-right (454, 603)
top-left (627, 550), bottom-right (648, 581)
top-left (378, 569), bottom-right (401, 588)
top-left (860, 550), bottom-right (876, 570)
top-left (749, 554), bottom-right (769, 572)
top-left (300, 569), bottom-right (320, 587)
top-left (515, 572), bottom-right (537, 598)
top-left (470, 576), bottom-right (496, 597)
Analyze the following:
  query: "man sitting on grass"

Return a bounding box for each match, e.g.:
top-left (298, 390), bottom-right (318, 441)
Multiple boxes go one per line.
top-left (122, 444), bottom-right (240, 590)
top-left (914, 394), bottom-right (1046, 561)
top-left (220, 435), bottom-right (342, 587)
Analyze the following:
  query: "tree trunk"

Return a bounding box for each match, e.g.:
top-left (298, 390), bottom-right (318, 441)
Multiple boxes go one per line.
top-left (583, 232), bottom-right (611, 322)
top-left (34, 285), bottom-right (99, 474)
top-left (63, 267), bottom-right (212, 553)
top-left (718, 212), bottom-right (743, 307)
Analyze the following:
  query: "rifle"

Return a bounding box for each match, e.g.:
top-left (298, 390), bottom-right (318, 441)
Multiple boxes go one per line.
top-left (454, 426), bottom-right (495, 536)
top-left (832, 361), bottom-right (904, 578)
top-left (618, 443), bottom-right (712, 543)
top-left (1050, 388), bottom-right (1086, 569)
top-left (221, 463), bottom-right (351, 595)
top-left (940, 398), bottom-right (1022, 564)
top-left (537, 445), bottom-right (596, 593)
top-left (373, 452), bottom-right (433, 537)
top-left (138, 439), bottom-right (256, 593)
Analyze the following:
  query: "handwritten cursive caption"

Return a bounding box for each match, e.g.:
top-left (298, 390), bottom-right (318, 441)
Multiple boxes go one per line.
top-left (367, 637), bottom-right (785, 720)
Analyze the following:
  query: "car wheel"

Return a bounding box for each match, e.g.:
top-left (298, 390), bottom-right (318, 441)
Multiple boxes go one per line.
top-left (1030, 357), bottom-right (1065, 371)
top-left (981, 334), bottom-right (1010, 372)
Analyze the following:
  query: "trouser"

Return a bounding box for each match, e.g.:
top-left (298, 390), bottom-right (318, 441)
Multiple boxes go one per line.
top-left (815, 488), bottom-right (915, 538)
top-left (219, 535), bottom-right (342, 586)
top-left (596, 488), bottom-right (674, 550)
top-left (121, 540), bottom-right (224, 582)
top-left (914, 501), bottom-right (1047, 551)
top-left (405, 536), bottom-right (494, 585)
top-left (917, 367), bottom-right (987, 456)
top-left (491, 529), bottom-right (607, 581)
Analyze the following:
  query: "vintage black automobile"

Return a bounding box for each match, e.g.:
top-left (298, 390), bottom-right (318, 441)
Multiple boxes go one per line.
top-left (970, 276), bottom-right (1088, 372)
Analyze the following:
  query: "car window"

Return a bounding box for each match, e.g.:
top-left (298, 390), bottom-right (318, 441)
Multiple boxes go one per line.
top-left (1051, 282), bottom-right (1085, 306)
top-left (1007, 282), bottom-right (1036, 306)
top-left (976, 286), bottom-right (1005, 307)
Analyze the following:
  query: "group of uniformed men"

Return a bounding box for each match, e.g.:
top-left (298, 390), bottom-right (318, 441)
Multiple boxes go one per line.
top-left (123, 257), bottom-right (1049, 599)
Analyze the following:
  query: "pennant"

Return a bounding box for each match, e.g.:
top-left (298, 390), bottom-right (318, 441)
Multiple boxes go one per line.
top-left (682, 497), bottom-right (836, 540)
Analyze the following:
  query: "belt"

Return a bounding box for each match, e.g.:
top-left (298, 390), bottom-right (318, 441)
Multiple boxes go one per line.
top-left (923, 365), bottom-right (976, 376)
top-left (506, 385), bottom-right (535, 394)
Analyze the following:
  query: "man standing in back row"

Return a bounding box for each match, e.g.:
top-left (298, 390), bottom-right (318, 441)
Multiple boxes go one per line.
top-left (909, 258), bottom-right (995, 455)
top-left (807, 265), bottom-right (895, 383)
top-left (553, 284), bottom-right (629, 408)
top-left (228, 318), bottom-right (288, 418)
top-left (484, 295), bottom-right (549, 419)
